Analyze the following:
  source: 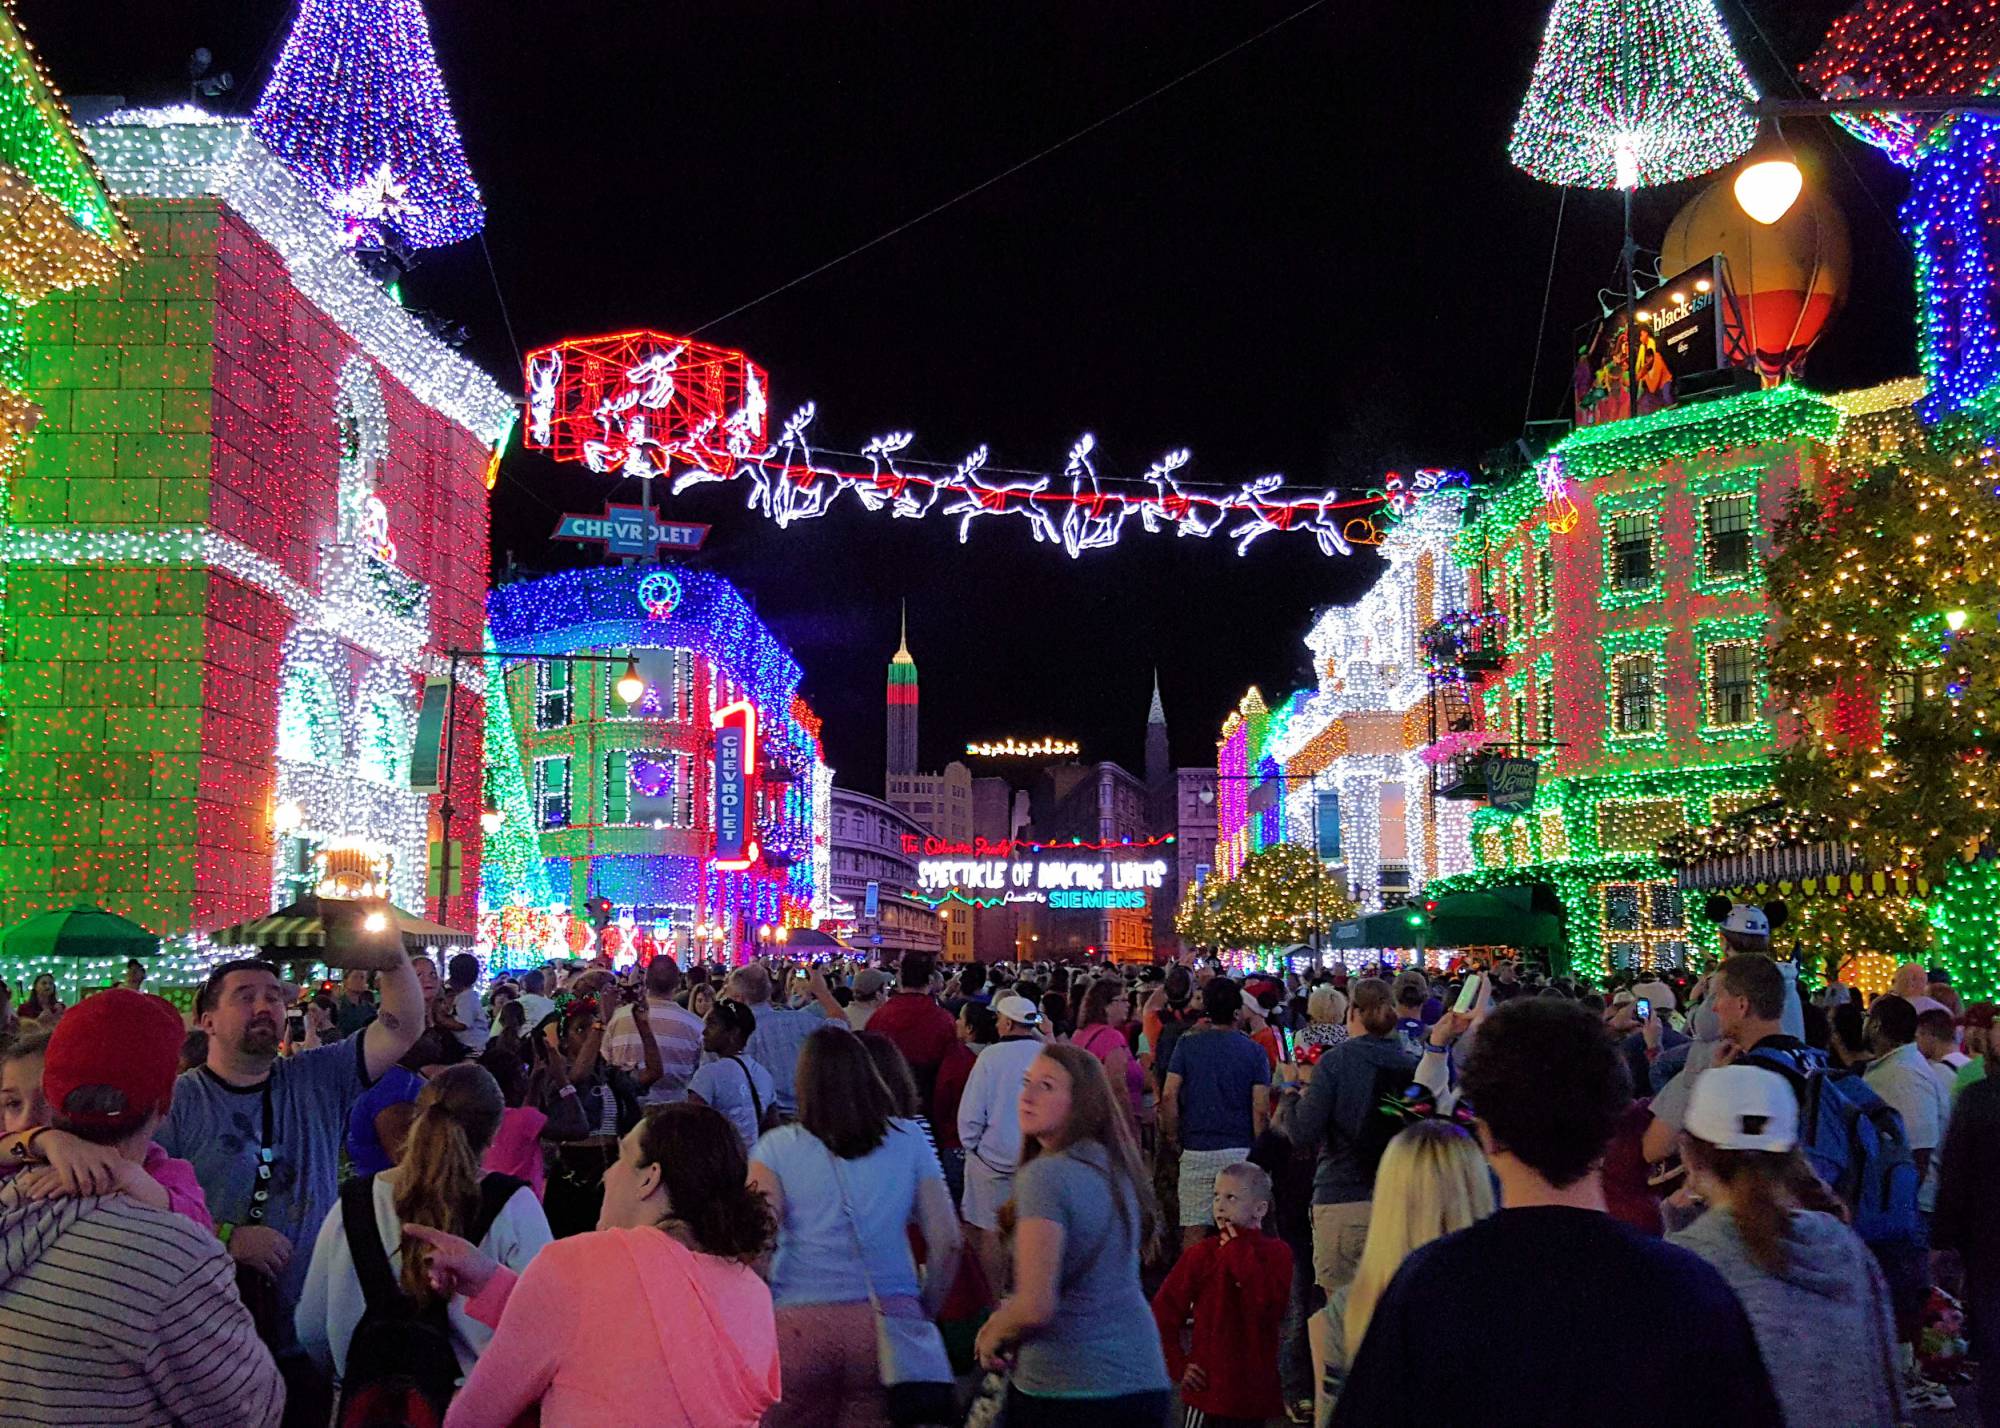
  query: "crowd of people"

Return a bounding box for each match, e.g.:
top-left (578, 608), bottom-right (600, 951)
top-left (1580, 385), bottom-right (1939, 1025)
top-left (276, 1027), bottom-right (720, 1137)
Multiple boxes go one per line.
top-left (0, 925), bottom-right (1994, 1428)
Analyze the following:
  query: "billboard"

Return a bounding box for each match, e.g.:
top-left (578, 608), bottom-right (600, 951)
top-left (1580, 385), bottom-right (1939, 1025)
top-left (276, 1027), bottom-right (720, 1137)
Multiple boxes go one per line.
top-left (1574, 256), bottom-right (1751, 428)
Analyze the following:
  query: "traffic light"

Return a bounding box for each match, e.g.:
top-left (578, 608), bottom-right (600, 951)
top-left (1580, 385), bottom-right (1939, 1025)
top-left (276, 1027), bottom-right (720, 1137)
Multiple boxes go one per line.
top-left (587, 895), bottom-right (614, 932)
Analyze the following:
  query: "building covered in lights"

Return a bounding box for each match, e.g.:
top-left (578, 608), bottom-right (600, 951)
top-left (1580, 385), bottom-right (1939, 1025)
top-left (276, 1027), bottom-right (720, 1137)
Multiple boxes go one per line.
top-left (0, 105), bottom-right (511, 937)
top-left (1263, 489), bottom-right (1480, 913)
top-left (479, 564), bottom-right (830, 969)
top-left (1426, 385), bottom-right (1888, 976)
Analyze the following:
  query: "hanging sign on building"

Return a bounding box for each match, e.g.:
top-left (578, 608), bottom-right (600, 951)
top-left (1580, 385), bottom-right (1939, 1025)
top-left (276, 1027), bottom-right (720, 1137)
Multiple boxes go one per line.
top-left (1484, 756), bottom-right (1541, 813)
top-left (552, 500), bottom-right (709, 558)
top-left (713, 700), bottom-right (757, 869)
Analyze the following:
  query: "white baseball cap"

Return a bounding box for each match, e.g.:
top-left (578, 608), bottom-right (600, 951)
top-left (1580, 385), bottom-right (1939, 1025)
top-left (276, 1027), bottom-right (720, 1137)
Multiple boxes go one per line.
top-left (992, 993), bottom-right (1043, 1027)
top-left (1685, 1064), bottom-right (1798, 1152)
top-left (1722, 904), bottom-right (1770, 938)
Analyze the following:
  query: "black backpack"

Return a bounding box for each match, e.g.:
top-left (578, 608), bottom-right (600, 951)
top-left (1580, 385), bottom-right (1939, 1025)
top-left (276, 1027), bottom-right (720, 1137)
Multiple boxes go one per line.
top-left (1349, 1059), bottom-right (1422, 1185)
top-left (336, 1171), bottom-right (527, 1428)
top-left (1152, 1009), bottom-right (1201, 1093)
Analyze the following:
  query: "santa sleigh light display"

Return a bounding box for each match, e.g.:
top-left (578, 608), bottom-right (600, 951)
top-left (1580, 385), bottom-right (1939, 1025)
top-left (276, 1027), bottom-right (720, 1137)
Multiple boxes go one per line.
top-left (521, 328), bottom-right (1488, 558)
top-left (525, 331), bottom-right (769, 481)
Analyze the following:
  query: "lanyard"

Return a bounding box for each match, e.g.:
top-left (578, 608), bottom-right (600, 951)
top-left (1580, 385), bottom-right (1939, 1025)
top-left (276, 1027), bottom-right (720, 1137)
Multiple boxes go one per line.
top-left (245, 1081), bottom-right (276, 1225)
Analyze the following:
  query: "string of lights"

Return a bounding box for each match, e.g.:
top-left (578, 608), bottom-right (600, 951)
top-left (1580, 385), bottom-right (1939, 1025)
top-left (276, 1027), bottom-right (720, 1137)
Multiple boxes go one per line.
top-left (522, 330), bottom-right (1455, 557)
top-left (1509, 0), bottom-right (1761, 191)
top-left (249, 0), bottom-right (484, 248)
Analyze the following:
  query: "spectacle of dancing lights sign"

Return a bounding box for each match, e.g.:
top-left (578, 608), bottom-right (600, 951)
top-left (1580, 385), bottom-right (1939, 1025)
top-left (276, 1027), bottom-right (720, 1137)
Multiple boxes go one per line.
top-left (911, 837), bottom-right (1170, 912)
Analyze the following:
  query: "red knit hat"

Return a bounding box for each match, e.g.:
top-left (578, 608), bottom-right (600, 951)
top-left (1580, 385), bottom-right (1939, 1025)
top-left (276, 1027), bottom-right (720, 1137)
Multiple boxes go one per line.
top-left (43, 988), bottom-right (184, 1134)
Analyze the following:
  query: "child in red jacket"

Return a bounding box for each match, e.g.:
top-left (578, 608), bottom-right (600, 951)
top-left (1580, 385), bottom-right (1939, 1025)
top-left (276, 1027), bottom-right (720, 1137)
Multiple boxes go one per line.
top-left (1151, 1161), bottom-right (1294, 1428)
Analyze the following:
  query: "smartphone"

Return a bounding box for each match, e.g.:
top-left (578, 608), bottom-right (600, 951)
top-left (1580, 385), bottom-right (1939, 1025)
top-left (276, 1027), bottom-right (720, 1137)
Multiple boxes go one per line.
top-left (1281, 1027), bottom-right (1297, 1061)
top-left (1453, 973), bottom-right (1484, 1015)
top-left (286, 1012), bottom-right (306, 1042)
top-left (1636, 998), bottom-right (1652, 1022)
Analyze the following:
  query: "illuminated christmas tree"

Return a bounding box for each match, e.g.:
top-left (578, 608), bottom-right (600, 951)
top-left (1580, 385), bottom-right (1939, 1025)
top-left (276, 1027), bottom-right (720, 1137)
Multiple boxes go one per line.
top-left (251, 0), bottom-right (484, 248)
top-left (1510, 0), bottom-right (1761, 189)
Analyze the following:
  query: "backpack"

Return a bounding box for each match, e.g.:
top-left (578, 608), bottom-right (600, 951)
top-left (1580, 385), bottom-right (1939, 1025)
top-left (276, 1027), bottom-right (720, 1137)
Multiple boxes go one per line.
top-left (1741, 1043), bottom-right (1920, 1247)
top-left (1152, 1009), bottom-right (1201, 1093)
top-left (336, 1171), bottom-right (528, 1428)
top-left (1350, 1060), bottom-right (1423, 1185)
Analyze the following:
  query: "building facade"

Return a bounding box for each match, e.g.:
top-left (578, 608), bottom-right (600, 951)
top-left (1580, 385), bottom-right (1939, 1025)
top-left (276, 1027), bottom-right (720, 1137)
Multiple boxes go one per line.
top-left (1026, 760), bottom-right (1157, 962)
top-left (481, 564), bottom-right (829, 969)
top-left (828, 787), bottom-right (942, 958)
top-left (1266, 491), bottom-right (1479, 912)
top-left (888, 760), bottom-right (974, 962)
top-left (1, 108), bottom-right (511, 937)
top-left (886, 607), bottom-right (918, 776)
top-left (1432, 385), bottom-right (1847, 975)
top-left (1173, 766), bottom-right (1219, 925)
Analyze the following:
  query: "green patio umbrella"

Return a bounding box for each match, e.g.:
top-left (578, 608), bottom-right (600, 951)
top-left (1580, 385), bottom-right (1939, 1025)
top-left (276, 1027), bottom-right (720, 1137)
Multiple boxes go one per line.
top-left (0, 902), bottom-right (160, 997)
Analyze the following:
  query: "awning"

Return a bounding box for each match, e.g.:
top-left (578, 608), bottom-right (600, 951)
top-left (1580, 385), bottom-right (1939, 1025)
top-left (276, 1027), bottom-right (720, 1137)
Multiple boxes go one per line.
top-left (1330, 886), bottom-right (1561, 951)
top-left (210, 896), bottom-right (473, 952)
top-left (1670, 841), bottom-right (1859, 892)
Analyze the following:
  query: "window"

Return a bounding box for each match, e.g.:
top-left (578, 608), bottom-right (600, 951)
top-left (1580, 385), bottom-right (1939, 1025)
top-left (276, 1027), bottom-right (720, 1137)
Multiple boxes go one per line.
top-left (1886, 668), bottom-right (1917, 724)
top-left (1513, 692), bottom-right (1529, 745)
top-left (534, 756), bottom-right (570, 828)
top-left (277, 666), bottom-right (343, 766)
top-left (1535, 548), bottom-right (1554, 621)
top-left (1707, 643), bottom-right (1758, 727)
top-left (607, 648), bottom-right (696, 723)
top-left (1705, 495), bottom-right (1754, 578)
top-left (1614, 654), bottom-right (1655, 734)
top-left (605, 751), bottom-right (632, 824)
top-left (1537, 672), bottom-right (1555, 744)
top-left (1507, 571), bottom-right (1525, 635)
top-left (535, 661), bottom-right (571, 729)
top-left (1612, 512), bottom-right (1655, 590)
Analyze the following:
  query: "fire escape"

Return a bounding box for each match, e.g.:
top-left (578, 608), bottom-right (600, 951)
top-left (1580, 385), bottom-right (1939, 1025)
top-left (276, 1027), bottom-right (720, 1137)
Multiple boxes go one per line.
top-left (1421, 605), bottom-right (1508, 801)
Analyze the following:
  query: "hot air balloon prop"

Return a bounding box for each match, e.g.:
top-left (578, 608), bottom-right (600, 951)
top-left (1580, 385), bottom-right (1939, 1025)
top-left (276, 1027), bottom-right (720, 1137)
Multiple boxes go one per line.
top-left (1661, 170), bottom-right (1851, 383)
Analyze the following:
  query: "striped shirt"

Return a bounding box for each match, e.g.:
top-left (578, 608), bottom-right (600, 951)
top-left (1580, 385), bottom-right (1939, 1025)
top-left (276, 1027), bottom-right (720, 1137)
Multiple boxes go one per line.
top-left (602, 998), bottom-right (706, 1104)
top-left (0, 1190), bottom-right (284, 1426)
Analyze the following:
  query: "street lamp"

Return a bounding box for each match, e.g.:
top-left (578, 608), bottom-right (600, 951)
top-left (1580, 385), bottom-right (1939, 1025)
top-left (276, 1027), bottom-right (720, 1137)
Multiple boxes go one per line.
top-left (615, 657), bottom-right (646, 706)
top-left (479, 807), bottom-right (504, 836)
top-left (1733, 121), bottom-right (1803, 225)
top-left (1735, 95), bottom-right (2000, 227)
top-left (273, 799), bottom-right (303, 834)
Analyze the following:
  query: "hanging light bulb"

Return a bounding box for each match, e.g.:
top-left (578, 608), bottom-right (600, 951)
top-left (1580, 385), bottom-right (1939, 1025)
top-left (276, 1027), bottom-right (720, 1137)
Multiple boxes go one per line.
top-left (480, 807), bottom-right (505, 835)
top-left (615, 657), bottom-right (646, 705)
top-left (1734, 120), bottom-right (1803, 225)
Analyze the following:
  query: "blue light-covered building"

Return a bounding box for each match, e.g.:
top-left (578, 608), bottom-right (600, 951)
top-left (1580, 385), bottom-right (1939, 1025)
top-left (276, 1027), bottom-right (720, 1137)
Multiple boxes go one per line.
top-left (480, 564), bottom-right (830, 968)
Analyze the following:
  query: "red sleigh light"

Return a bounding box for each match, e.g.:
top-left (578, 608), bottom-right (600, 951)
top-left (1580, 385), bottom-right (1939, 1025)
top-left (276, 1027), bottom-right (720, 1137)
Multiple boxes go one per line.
top-left (523, 330), bottom-right (769, 480)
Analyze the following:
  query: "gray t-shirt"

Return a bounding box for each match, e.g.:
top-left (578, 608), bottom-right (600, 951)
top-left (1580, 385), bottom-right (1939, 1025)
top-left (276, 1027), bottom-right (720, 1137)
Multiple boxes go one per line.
top-left (155, 1037), bottom-right (370, 1350)
top-left (1010, 1143), bottom-right (1170, 1399)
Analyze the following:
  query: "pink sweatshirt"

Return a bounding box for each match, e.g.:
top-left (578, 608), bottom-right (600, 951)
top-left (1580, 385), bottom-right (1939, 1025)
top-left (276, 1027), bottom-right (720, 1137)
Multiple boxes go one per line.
top-left (446, 1225), bottom-right (780, 1428)
top-left (480, 1105), bottom-right (548, 1201)
top-left (142, 1142), bottom-right (213, 1231)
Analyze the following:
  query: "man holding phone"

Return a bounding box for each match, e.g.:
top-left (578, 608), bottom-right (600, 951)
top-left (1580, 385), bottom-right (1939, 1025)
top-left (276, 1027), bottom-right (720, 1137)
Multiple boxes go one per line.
top-left (156, 917), bottom-right (426, 1418)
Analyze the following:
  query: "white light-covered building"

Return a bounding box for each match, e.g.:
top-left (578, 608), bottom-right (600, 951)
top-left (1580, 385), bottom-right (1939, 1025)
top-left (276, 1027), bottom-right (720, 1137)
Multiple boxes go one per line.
top-left (1265, 492), bottom-right (1477, 910)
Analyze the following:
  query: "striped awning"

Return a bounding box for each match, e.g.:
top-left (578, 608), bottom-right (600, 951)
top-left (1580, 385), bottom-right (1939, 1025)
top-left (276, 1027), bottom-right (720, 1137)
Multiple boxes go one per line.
top-left (1675, 848), bottom-right (1929, 901)
top-left (1673, 841), bottom-right (1858, 892)
top-left (210, 897), bottom-right (474, 952)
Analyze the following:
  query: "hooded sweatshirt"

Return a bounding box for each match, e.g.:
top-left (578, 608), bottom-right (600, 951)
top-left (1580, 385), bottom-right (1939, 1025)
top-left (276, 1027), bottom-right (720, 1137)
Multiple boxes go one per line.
top-left (447, 1225), bottom-right (780, 1428)
top-left (1669, 1206), bottom-right (1903, 1428)
top-left (0, 1187), bottom-right (283, 1426)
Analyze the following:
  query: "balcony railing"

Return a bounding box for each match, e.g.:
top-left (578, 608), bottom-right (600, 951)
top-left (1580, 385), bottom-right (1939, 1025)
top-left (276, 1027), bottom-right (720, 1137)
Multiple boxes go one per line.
top-left (1421, 607), bottom-right (1508, 679)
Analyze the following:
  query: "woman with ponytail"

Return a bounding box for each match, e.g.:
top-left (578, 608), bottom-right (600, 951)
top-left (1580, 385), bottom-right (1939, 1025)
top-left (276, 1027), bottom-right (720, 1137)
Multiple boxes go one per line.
top-left (1666, 1064), bottom-right (1903, 1428)
top-left (296, 1062), bottom-right (553, 1397)
top-left (405, 1102), bottom-right (781, 1428)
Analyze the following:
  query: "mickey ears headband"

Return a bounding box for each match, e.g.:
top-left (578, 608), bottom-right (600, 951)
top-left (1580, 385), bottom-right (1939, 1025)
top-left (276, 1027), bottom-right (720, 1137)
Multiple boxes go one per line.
top-left (1702, 895), bottom-right (1789, 932)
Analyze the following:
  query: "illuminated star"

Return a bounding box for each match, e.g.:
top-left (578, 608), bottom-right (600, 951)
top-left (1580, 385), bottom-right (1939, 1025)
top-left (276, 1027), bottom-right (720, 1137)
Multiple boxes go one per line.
top-left (332, 163), bottom-right (414, 222)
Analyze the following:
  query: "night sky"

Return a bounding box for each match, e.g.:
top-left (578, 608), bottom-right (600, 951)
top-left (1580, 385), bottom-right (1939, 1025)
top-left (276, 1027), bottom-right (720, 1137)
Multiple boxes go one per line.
top-left (21, 0), bottom-right (1918, 792)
